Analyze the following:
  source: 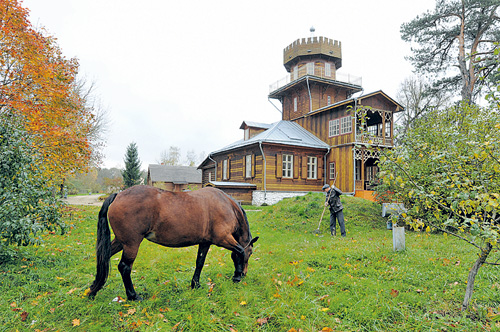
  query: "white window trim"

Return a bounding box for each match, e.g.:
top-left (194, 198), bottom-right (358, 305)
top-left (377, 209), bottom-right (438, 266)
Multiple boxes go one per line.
top-left (307, 156), bottom-right (317, 179)
top-left (245, 155), bottom-right (252, 178)
top-left (329, 119), bottom-right (339, 137)
top-left (294, 97), bottom-right (298, 112)
top-left (340, 116), bottom-right (352, 135)
top-left (329, 162), bottom-right (335, 180)
top-left (306, 62), bottom-right (314, 75)
top-left (325, 62), bottom-right (331, 77)
top-left (282, 154), bottom-right (293, 178)
top-left (223, 159), bottom-right (228, 180)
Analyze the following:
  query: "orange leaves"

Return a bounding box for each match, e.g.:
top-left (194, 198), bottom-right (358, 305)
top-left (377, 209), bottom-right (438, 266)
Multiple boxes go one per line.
top-left (0, 0), bottom-right (93, 182)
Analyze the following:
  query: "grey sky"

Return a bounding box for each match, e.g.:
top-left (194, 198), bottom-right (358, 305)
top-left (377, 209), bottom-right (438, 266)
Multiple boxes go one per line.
top-left (23, 0), bottom-right (435, 170)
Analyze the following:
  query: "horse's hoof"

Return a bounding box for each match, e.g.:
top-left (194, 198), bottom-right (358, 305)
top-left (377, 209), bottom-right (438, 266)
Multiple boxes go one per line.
top-left (232, 277), bottom-right (241, 283)
top-left (128, 295), bottom-right (143, 302)
top-left (191, 281), bottom-right (201, 289)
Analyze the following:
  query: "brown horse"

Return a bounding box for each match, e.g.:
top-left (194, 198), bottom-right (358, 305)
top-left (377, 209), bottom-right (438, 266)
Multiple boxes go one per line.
top-left (88, 185), bottom-right (259, 301)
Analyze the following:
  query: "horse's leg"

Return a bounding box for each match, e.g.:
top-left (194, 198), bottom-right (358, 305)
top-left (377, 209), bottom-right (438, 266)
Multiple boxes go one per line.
top-left (191, 243), bottom-right (211, 289)
top-left (110, 238), bottom-right (123, 256)
top-left (218, 237), bottom-right (245, 283)
top-left (118, 243), bottom-right (142, 301)
top-left (230, 246), bottom-right (245, 283)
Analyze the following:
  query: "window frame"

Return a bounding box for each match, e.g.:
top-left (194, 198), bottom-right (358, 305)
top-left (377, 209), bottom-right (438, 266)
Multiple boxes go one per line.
top-left (329, 162), bottom-right (336, 181)
top-left (307, 156), bottom-right (317, 179)
top-left (245, 154), bottom-right (252, 178)
top-left (329, 118), bottom-right (340, 137)
top-left (282, 154), bottom-right (293, 178)
top-left (222, 159), bottom-right (228, 180)
top-left (340, 116), bottom-right (352, 135)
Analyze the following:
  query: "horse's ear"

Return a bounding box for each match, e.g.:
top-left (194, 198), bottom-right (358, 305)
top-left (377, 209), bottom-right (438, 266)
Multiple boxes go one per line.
top-left (250, 236), bottom-right (259, 245)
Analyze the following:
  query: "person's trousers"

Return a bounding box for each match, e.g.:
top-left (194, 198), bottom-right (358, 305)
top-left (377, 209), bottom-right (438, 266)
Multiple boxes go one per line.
top-left (330, 209), bottom-right (346, 237)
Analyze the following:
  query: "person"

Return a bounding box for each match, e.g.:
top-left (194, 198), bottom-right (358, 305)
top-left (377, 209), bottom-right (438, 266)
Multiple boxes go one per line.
top-left (322, 184), bottom-right (346, 237)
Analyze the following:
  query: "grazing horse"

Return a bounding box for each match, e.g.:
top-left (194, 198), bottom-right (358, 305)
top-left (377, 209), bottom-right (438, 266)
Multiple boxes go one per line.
top-left (88, 185), bottom-right (259, 300)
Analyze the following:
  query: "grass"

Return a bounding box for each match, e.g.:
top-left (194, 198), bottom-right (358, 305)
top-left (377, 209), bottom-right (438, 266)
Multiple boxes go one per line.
top-left (1, 193), bottom-right (499, 331)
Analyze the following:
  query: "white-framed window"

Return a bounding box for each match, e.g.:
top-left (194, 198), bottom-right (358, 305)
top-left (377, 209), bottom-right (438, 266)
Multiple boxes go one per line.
top-left (293, 65), bottom-right (298, 80)
top-left (294, 97), bottom-right (298, 112)
top-left (340, 116), bottom-right (352, 134)
top-left (329, 119), bottom-right (339, 137)
top-left (355, 160), bottom-right (361, 181)
top-left (329, 162), bottom-right (336, 180)
top-left (327, 96), bottom-right (331, 105)
top-left (307, 156), bottom-right (317, 179)
top-left (385, 122), bottom-right (391, 137)
top-left (245, 155), bottom-right (252, 178)
top-left (306, 62), bottom-right (314, 75)
top-left (244, 128), bottom-right (250, 140)
top-left (282, 154), bottom-right (293, 178)
top-left (325, 62), bottom-right (331, 77)
top-left (367, 125), bottom-right (378, 136)
top-left (367, 166), bottom-right (378, 181)
top-left (223, 159), bottom-right (228, 180)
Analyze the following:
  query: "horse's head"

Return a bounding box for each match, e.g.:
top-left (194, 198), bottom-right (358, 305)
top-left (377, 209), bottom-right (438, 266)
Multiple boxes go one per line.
top-left (242, 236), bottom-right (259, 276)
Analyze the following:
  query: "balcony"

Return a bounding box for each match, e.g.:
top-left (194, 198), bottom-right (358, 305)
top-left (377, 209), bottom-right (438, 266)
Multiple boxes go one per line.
top-left (269, 67), bottom-right (362, 94)
top-left (355, 133), bottom-right (393, 147)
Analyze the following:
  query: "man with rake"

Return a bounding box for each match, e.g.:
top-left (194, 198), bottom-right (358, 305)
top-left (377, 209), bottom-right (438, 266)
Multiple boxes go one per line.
top-left (322, 184), bottom-right (346, 237)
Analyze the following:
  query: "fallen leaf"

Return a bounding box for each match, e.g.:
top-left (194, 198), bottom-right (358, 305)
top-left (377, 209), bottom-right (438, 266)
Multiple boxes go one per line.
top-left (20, 311), bottom-right (28, 322)
top-left (320, 307), bottom-right (329, 312)
top-left (10, 302), bottom-right (17, 308)
top-left (256, 317), bottom-right (269, 326)
top-left (67, 288), bottom-right (79, 295)
top-left (127, 308), bottom-right (136, 315)
top-left (321, 328), bottom-right (334, 332)
top-left (72, 318), bottom-right (80, 326)
top-left (390, 289), bottom-right (399, 297)
top-left (239, 301), bottom-right (247, 306)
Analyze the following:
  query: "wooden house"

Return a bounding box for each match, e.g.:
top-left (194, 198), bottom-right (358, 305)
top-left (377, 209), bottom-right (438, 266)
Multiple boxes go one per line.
top-left (199, 32), bottom-right (403, 205)
top-left (147, 164), bottom-right (202, 192)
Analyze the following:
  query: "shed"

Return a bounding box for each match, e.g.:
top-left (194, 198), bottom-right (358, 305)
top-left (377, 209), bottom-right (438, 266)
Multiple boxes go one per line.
top-left (147, 164), bottom-right (202, 192)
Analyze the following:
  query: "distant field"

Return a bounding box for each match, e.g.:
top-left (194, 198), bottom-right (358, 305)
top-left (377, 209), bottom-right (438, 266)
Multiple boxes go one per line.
top-left (1, 193), bottom-right (499, 331)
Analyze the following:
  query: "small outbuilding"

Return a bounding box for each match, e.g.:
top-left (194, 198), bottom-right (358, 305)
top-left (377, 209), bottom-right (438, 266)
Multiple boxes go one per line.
top-left (147, 164), bottom-right (202, 192)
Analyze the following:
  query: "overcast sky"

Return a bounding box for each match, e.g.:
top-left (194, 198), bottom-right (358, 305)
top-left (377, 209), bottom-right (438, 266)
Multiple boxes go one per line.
top-left (23, 0), bottom-right (436, 170)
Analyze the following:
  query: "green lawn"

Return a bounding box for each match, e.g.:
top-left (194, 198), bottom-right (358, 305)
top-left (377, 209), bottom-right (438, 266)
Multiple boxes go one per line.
top-left (1, 193), bottom-right (499, 331)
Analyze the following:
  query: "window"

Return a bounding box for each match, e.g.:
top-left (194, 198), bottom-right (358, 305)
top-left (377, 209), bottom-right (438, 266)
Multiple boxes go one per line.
top-left (366, 166), bottom-right (378, 181)
top-left (355, 160), bottom-right (361, 181)
top-left (282, 154), bottom-right (293, 178)
top-left (325, 63), bottom-right (331, 77)
top-left (367, 125), bottom-right (378, 136)
top-left (245, 155), bottom-right (252, 178)
top-left (294, 97), bottom-right (297, 112)
top-left (340, 116), bottom-right (352, 134)
top-left (307, 157), bottom-right (317, 179)
top-left (385, 122), bottom-right (391, 137)
top-left (293, 66), bottom-right (298, 80)
top-left (327, 96), bottom-right (331, 105)
top-left (223, 159), bottom-right (228, 180)
top-left (244, 128), bottom-right (249, 140)
top-left (329, 162), bottom-right (336, 180)
top-left (329, 119), bottom-right (339, 137)
top-left (306, 62), bottom-right (314, 75)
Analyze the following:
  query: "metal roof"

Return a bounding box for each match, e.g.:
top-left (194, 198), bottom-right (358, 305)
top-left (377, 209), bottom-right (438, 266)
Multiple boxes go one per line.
top-left (148, 164), bottom-right (202, 183)
top-left (211, 120), bottom-right (329, 155)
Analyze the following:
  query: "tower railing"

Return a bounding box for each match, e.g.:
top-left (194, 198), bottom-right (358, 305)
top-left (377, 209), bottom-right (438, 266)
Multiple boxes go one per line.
top-left (269, 69), bottom-right (362, 94)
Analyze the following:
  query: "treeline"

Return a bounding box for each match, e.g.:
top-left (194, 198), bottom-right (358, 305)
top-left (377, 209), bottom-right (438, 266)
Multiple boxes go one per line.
top-left (65, 168), bottom-right (147, 195)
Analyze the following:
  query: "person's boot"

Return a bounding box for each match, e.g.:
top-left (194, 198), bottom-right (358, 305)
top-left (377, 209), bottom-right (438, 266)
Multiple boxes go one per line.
top-left (331, 229), bottom-right (336, 236)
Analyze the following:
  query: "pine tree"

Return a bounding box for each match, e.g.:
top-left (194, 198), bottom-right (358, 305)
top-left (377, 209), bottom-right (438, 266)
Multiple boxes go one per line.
top-left (122, 142), bottom-right (142, 188)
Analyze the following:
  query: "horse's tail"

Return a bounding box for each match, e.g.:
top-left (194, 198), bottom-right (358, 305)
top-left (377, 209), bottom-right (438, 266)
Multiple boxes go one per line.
top-left (88, 193), bottom-right (117, 298)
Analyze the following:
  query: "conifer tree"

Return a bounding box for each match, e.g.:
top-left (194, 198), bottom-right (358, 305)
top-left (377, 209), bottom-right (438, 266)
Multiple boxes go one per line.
top-left (122, 142), bottom-right (142, 188)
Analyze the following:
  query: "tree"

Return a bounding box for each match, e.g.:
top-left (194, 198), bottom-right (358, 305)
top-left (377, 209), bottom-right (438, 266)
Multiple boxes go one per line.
top-left (122, 142), bottom-right (142, 188)
top-left (0, 113), bottom-right (65, 257)
top-left (0, 0), bottom-right (97, 185)
top-left (401, 0), bottom-right (500, 103)
top-left (374, 96), bottom-right (500, 310)
top-left (395, 76), bottom-right (450, 140)
top-left (157, 146), bottom-right (181, 166)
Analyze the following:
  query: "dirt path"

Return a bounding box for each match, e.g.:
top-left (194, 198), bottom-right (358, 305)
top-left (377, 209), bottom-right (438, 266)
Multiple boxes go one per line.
top-left (63, 194), bottom-right (103, 206)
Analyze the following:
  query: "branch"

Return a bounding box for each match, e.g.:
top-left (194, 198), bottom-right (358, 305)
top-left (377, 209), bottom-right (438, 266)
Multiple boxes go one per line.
top-left (425, 218), bottom-right (482, 250)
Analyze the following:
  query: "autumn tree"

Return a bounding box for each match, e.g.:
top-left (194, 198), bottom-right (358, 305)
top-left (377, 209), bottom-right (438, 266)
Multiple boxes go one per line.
top-left (0, 0), bottom-right (97, 185)
top-left (122, 142), bottom-right (142, 188)
top-left (395, 76), bottom-right (450, 140)
top-left (158, 146), bottom-right (181, 166)
top-left (401, 0), bottom-right (500, 103)
top-left (374, 92), bottom-right (500, 310)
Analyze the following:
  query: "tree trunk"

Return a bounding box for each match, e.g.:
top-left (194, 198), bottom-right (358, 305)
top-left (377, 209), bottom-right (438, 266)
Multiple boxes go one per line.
top-left (462, 242), bottom-right (493, 311)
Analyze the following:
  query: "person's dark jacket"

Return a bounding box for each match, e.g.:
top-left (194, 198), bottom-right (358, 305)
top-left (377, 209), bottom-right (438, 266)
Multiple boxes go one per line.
top-left (325, 186), bottom-right (343, 213)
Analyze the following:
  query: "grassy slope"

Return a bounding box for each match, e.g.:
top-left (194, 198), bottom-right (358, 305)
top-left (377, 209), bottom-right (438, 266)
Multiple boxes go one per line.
top-left (1, 193), bottom-right (499, 331)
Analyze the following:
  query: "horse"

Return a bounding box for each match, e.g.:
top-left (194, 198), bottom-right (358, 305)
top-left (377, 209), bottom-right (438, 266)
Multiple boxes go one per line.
top-left (87, 185), bottom-right (259, 301)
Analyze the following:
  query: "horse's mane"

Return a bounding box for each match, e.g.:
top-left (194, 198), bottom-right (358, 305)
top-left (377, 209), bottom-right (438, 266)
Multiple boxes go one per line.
top-left (219, 190), bottom-right (252, 239)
